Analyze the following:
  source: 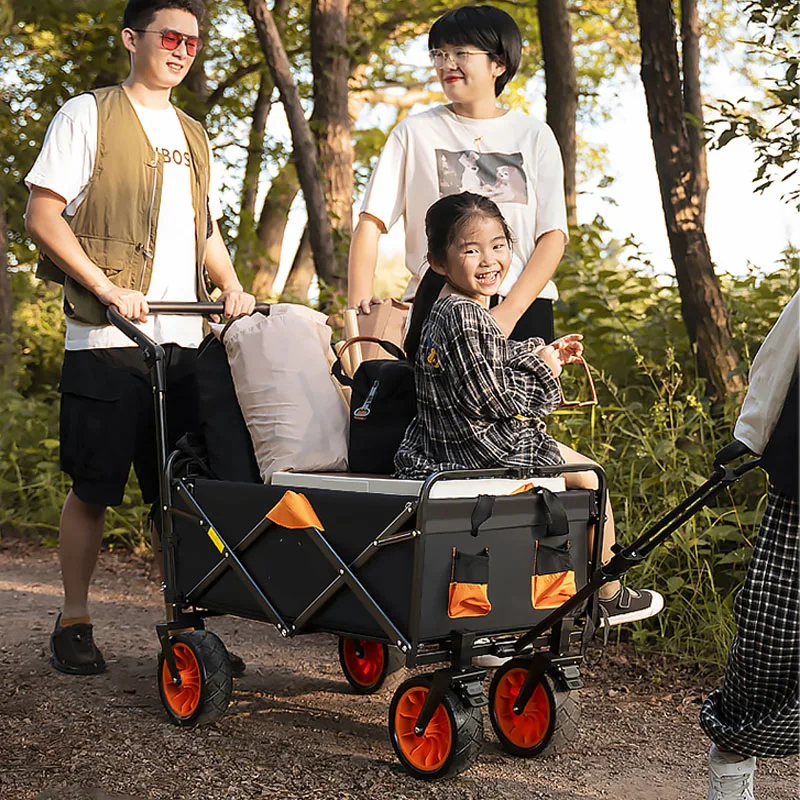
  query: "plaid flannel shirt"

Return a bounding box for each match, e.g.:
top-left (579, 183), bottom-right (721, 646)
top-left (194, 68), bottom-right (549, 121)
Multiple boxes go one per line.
top-left (394, 295), bottom-right (564, 479)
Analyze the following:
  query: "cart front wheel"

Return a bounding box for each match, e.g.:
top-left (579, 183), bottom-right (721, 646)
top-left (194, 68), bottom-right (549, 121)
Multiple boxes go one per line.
top-left (338, 637), bottom-right (404, 694)
top-left (388, 676), bottom-right (483, 780)
top-left (158, 630), bottom-right (232, 727)
top-left (488, 659), bottom-right (579, 757)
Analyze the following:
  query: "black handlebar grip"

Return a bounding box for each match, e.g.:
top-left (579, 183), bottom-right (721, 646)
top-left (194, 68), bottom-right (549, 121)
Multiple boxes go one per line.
top-left (713, 440), bottom-right (754, 468)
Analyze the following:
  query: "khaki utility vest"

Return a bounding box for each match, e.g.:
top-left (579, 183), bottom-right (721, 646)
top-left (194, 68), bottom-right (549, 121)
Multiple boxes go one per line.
top-left (36, 85), bottom-right (212, 326)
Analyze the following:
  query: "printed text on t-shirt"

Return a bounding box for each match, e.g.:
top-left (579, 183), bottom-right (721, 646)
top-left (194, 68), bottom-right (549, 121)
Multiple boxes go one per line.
top-left (159, 148), bottom-right (191, 167)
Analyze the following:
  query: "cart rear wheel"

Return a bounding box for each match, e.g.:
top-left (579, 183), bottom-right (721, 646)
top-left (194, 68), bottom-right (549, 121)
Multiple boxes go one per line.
top-left (488, 659), bottom-right (579, 757)
top-left (158, 630), bottom-right (232, 727)
top-left (388, 676), bottom-right (483, 780)
top-left (338, 637), bottom-right (404, 694)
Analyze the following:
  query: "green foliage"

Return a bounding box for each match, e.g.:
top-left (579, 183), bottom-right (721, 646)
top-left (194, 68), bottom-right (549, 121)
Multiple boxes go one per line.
top-left (708, 0), bottom-right (800, 207)
top-left (552, 219), bottom-right (796, 667)
top-left (0, 271), bottom-right (149, 549)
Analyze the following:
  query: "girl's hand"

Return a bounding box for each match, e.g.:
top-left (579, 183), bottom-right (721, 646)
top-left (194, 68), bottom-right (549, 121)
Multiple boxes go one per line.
top-left (551, 333), bottom-right (584, 364)
top-left (533, 343), bottom-right (562, 378)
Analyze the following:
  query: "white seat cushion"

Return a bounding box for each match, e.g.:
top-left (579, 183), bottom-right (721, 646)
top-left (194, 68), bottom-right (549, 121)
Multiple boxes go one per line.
top-left (270, 472), bottom-right (566, 498)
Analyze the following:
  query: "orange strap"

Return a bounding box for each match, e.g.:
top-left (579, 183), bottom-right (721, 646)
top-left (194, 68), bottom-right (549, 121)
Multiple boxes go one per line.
top-left (266, 490), bottom-right (325, 531)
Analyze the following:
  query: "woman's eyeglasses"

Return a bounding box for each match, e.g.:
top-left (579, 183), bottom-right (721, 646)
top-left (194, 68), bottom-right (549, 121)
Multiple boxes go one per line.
top-left (429, 49), bottom-right (490, 68)
top-left (131, 28), bottom-right (203, 57)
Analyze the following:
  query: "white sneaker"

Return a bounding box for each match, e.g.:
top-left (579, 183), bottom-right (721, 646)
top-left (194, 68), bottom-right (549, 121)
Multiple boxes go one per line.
top-left (598, 586), bottom-right (664, 627)
top-left (707, 744), bottom-right (756, 800)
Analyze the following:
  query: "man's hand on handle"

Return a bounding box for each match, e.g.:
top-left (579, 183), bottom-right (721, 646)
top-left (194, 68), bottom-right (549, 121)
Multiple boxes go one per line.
top-left (96, 285), bottom-right (149, 323)
top-left (219, 288), bottom-right (256, 318)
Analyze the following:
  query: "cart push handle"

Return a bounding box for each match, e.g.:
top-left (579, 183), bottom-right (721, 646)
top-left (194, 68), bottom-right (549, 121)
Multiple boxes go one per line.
top-left (106, 301), bottom-right (271, 365)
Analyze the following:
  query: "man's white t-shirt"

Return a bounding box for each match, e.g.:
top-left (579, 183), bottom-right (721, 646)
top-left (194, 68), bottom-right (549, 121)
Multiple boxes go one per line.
top-left (25, 92), bottom-right (223, 350)
top-left (360, 105), bottom-right (568, 301)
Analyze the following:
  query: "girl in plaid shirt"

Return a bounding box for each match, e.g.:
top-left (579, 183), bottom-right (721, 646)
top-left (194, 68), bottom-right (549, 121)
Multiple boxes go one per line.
top-left (395, 192), bottom-right (663, 627)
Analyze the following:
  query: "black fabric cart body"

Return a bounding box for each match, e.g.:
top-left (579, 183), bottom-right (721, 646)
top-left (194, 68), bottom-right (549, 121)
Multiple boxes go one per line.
top-left (170, 472), bottom-right (598, 662)
top-left (108, 303), bottom-right (760, 780)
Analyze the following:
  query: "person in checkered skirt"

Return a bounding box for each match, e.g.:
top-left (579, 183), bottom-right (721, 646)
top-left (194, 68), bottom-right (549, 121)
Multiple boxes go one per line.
top-left (700, 291), bottom-right (799, 799)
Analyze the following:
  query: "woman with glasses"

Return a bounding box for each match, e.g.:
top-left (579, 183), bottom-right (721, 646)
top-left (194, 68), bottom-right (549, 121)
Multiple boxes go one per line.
top-left (348, 4), bottom-right (569, 343)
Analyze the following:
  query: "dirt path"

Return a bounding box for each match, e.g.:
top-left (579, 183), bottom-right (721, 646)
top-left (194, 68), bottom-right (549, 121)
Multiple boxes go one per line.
top-left (0, 538), bottom-right (796, 800)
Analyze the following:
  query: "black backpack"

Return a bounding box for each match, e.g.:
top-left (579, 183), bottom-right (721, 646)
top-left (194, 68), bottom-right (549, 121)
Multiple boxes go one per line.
top-left (333, 337), bottom-right (416, 475)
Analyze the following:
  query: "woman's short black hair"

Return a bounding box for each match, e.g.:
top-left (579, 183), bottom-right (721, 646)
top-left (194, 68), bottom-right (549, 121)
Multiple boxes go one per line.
top-left (428, 4), bottom-right (522, 97)
top-left (123, 0), bottom-right (205, 31)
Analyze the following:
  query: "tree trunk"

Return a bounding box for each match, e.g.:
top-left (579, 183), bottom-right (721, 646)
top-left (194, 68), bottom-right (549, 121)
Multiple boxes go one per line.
top-left (240, 71), bottom-right (274, 222)
top-left (235, 70), bottom-right (275, 276)
top-left (244, 0), bottom-right (340, 288)
top-left (636, 0), bottom-right (743, 400)
top-left (280, 226), bottom-right (315, 303)
top-left (680, 0), bottom-right (708, 224)
top-left (310, 0), bottom-right (354, 286)
top-left (181, 8), bottom-right (212, 122)
top-left (249, 160), bottom-right (301, 298)
top-left (538, 0), bottom-right (578, 227)
top-left (0, 203), bottom-right (13, 380)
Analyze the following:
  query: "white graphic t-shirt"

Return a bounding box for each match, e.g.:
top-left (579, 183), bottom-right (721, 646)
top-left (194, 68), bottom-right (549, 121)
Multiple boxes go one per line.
top-left (25, 92), bottom-right (223, 350)
top-left (360, 105), bottom-right (568, 301)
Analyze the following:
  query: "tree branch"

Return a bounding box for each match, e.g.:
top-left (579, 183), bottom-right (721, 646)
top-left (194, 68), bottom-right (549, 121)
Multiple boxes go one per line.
top-left (205, 62), bottom-right (264, 112)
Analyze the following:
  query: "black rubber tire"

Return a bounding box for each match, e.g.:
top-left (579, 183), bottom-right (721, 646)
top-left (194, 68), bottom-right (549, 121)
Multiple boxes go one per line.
top-left (388, 675), bottom-right (483, 780)
top-left (338, 637), bottom-right (406, 694)
top-left (488, 658), bottom-right (580, 758)
top-left (158, 630), bottom-right (233, 727)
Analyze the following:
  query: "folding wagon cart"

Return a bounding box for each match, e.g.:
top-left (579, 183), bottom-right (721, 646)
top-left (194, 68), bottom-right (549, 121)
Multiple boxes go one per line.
top-left (109, 303), bottom-right (760, 780)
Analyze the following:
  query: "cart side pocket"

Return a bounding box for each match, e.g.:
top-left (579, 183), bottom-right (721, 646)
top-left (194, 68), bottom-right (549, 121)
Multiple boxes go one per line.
top-left (532, 535), bottom-right (576, 609)
top-left (447, 547), bottom-right (492, 619)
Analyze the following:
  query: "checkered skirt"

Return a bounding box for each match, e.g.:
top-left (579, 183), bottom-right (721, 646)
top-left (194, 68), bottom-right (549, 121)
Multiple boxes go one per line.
top-left (700, 487), bottom-right (799, 758)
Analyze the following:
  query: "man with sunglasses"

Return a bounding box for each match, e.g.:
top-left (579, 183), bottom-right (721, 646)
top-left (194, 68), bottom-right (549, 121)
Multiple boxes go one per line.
top-left (24, 0), bottom-right (255, 676)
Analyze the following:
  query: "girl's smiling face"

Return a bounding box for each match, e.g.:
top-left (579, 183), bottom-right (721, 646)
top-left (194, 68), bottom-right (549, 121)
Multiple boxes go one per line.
top-left (431, 214), bottom-right (511, 301)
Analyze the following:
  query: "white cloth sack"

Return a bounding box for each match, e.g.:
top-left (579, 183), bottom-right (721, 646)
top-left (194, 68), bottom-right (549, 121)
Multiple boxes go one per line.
top-left (216, 304), bottom-right (349, 482)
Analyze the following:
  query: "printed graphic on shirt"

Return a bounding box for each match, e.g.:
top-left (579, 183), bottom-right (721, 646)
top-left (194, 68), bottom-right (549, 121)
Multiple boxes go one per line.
top-left (436, 150), bottom-right (528, 205)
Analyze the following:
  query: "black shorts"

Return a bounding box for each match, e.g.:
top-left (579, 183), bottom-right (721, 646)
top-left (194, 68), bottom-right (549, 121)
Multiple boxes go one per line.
top-left (59, 345), bottom-right (199, 507)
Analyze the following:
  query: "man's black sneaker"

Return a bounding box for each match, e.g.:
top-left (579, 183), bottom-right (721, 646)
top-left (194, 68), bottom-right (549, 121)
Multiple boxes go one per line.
top-left (50, 613), bottom-right (107, 675)
top-left (598, 586), bottom-right (664, 627)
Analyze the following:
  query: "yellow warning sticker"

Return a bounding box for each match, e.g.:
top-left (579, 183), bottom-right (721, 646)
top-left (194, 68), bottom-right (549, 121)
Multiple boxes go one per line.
top-left (207, 527), bottom-right (224, 553)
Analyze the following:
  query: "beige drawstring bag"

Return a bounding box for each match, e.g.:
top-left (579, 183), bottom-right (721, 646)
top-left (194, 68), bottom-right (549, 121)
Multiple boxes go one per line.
top-left (216, 304), bottom-right (349, 482)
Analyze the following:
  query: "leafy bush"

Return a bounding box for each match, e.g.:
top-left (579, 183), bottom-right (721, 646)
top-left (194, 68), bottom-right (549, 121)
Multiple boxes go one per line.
top-left (1, 272), bottom-right (150, 550)
top-left (552, 220), bottom-right (796, 666)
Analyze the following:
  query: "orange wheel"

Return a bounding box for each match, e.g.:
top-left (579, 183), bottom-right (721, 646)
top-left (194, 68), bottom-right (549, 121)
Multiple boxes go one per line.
top-left (490, 665), bottom-right (552, 755)
top-left (157, 631), bottom-right (232, 727)
top-left (489, 659), bottom-right (579, 758)
top-left (339, 638), bottom-right (386, 692)
top-left (161, 642), bottom-right (202, 719)
top-left (389, 676), bottom-right (483, 780)
top-left (338, 637), bottom-right (405, 694)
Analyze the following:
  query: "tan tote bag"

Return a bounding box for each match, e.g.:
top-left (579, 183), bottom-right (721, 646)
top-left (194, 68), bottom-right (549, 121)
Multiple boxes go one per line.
top-left (348, 299), bottom-right (410, 364)
top-left (216, 304), bottom-right (349, 482)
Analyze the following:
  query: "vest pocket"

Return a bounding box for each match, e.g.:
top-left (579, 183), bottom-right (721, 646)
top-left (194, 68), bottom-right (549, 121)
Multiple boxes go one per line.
top-left (532, 534), bottom-right (576, 609)
top-left (448, 547), bottom-right (492, 619)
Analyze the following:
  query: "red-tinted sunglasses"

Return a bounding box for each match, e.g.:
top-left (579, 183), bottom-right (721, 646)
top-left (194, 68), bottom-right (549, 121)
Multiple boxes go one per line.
top-left (131, 28), bottom-right (203, 56)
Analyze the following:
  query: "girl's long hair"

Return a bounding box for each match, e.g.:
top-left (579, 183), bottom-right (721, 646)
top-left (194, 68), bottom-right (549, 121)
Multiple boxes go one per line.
top-left (405, 192), bottom-right (513, 362)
